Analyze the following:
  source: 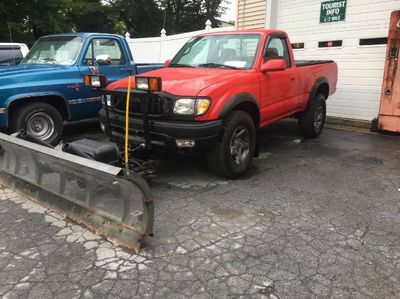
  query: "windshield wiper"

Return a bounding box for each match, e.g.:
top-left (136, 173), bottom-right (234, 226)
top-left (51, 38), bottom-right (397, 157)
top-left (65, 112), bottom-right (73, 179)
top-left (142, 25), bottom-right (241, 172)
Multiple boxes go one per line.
top-left (199, 63), bottom-right (239, 70)
top-left (169, 63), bottom-right (195, 68)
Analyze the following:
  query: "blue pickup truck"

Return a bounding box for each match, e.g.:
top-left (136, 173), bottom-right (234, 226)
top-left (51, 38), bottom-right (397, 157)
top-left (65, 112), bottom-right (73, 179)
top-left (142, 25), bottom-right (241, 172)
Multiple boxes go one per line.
top-left (0, 33), bottom-right (162, 144)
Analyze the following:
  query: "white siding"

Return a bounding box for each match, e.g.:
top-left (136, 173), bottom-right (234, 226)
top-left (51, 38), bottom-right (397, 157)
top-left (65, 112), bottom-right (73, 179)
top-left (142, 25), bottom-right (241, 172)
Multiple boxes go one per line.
top-left (237, 0), bottom-right (267, 29)
top-left (275, 0), bottom-right (400, 120)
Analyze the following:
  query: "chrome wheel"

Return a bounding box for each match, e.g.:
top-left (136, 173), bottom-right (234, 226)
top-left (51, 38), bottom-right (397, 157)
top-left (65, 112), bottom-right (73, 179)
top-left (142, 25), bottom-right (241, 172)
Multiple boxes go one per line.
top-left (314, 102), bottom-right (324, 130)
top-left (230, 126), bottom-right (250, 166)
top-left (26, 112), bottom-right (55, 140)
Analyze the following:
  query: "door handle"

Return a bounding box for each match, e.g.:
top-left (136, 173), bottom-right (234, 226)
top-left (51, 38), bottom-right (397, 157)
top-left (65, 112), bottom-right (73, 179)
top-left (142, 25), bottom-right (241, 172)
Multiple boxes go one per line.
top-left (290, 77), bottom-right (296, 81)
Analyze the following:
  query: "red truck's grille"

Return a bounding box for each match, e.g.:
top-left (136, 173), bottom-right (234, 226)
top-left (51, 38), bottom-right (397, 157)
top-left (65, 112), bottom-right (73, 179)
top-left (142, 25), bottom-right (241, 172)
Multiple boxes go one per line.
top-left (110, 93), bottom-right (164, 117)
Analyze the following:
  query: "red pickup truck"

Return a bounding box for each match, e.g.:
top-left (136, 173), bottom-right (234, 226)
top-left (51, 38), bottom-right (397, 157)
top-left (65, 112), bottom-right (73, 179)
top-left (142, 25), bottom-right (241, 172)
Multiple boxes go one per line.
top-left (99, 29), bottom-right (338, 178)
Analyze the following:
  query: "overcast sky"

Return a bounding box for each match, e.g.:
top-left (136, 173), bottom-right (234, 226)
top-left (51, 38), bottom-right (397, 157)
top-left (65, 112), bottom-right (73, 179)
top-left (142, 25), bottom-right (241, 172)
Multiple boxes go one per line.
top-left (221, 0), bottom-right (236, 22)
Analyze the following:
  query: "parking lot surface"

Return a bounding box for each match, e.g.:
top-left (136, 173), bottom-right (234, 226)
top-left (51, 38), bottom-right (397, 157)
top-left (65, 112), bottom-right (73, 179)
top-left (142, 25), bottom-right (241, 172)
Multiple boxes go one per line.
top-left (0, 122), bottom-right (399, 298)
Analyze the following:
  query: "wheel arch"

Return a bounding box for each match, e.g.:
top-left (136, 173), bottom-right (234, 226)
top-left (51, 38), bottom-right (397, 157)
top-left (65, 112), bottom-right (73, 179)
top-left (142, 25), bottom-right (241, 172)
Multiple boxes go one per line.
top-left (7, 95), bottom-right (70, 127)
top-left (309, 77), bottom-right (329, 103)
top-left (218, 93), bottom-right (260, 128)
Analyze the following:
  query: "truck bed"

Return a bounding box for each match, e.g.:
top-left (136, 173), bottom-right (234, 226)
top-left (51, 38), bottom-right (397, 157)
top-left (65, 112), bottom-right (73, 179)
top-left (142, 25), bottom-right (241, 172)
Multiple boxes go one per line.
top-left (295, 60), bottom-right (334, 67)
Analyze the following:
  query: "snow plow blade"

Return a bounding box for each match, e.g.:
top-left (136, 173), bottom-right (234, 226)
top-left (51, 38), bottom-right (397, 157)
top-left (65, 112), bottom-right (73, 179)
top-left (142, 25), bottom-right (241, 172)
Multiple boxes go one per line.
top-left (0, 133), bottom-right (153, 254)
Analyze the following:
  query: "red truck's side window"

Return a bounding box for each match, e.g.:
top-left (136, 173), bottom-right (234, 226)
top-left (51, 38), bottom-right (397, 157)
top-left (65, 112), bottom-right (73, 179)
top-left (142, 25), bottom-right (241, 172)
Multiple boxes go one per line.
top-left (264, 36), bottom-right (291, 68)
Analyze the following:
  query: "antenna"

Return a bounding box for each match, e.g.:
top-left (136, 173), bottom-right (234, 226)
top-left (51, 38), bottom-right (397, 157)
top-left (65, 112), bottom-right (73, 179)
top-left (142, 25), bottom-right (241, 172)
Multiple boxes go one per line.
top-left (7, 22), bottom-right (16, 66)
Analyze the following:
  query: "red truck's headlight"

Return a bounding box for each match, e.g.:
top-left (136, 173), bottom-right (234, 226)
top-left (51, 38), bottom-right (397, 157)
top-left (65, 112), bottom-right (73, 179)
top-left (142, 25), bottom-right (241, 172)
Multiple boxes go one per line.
top-left (196, 99), bottom-right (211, 116)
top-left (173, 98), bottom-right (211, 116)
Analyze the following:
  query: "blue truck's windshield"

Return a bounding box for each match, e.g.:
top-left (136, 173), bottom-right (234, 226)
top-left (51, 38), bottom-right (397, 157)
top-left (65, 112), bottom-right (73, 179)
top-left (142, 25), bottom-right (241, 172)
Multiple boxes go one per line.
top-left (22, 36), bottom-right (83, 65)
top-left (170, 34), bottom-right (261, 70)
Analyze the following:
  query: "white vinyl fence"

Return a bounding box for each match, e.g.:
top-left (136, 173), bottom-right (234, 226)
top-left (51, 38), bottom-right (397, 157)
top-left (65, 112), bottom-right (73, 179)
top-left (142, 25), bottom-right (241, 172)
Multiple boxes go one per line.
top-left (126, 20), bottom-right (234, 63)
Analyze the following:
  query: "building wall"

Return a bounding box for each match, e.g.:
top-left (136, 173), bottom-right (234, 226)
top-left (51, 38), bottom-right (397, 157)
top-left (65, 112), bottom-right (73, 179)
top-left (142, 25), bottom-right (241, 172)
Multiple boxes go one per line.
top-left (237, 0), bottom-right (400, 121)
top-left (237, 0), bottom-right (267, 29)
top-left (274, 0), bottom-right (399, 121)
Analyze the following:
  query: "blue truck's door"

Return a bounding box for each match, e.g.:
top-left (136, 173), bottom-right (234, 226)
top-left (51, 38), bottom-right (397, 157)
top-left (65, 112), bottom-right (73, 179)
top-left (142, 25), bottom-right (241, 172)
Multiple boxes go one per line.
top-left (76, 37), bottom-right (135, 120)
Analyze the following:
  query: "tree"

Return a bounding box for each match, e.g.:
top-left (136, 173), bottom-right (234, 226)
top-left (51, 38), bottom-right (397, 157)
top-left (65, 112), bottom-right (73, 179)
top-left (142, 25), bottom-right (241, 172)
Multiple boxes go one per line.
top-left (0, 0), bottom-right (229, 44)
top-left (66, 0), bottom-right (116, 33)
top-left (0, 0), bottom-right (115, 45)
top-left (160, 0), bottom-right (228, 34)
top-left (111, 0), bottom-right (164, 37)
top-left (0, 0), bottom-right (71, 45)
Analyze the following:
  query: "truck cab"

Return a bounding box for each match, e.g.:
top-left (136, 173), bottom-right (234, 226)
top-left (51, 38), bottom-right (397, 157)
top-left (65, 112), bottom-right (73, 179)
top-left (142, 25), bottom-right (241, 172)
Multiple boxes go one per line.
top-left (0, 33), bottom-right (162, 145)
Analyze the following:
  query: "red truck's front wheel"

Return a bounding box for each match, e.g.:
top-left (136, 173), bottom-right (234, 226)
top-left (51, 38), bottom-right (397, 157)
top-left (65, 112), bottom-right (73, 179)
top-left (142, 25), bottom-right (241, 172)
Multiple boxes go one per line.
top-left (207, 111), bottom-right (256, 178)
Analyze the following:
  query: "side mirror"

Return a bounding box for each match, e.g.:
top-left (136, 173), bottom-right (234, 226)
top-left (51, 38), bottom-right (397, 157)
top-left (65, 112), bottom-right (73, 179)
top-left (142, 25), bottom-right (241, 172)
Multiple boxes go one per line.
top-left (261, 59), bottom-right (286, 72)
top-left (164, 59), bottom-right (171, 67)
top-left (95, 55), bottom-right (112, 66)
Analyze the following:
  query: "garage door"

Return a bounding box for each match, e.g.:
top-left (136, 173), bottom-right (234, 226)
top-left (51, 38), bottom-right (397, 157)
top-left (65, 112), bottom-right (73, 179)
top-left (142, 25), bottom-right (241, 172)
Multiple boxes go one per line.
top-left (275, 0), bottom-right (400, 121)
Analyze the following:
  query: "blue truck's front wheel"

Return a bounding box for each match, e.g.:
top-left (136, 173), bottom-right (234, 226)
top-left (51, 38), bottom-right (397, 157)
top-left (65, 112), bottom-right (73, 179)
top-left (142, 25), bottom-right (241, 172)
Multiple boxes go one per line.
top-left (10, 103), bottom-right (63, 145)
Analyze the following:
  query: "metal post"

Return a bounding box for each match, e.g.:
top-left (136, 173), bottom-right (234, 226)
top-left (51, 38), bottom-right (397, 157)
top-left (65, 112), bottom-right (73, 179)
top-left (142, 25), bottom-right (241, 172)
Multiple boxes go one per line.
top-left (160, 29), bottom-right (167, 62)
top-left (205, 20), bottom-right (212, 32)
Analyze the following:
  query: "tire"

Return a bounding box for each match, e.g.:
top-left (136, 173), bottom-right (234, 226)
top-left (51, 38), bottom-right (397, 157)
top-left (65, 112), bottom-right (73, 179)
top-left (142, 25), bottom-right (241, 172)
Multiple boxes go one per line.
top-left (298, 93), bottom-right (326, 138)
top-left (10, 102), bottom-right (63, 145)
top-left (207, 110), bottom-right (256, 178)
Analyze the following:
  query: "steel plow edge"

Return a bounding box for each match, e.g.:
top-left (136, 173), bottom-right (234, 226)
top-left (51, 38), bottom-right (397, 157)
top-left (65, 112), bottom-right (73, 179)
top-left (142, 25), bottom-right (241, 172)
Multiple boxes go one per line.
top-left (0, 133), bottom-right (154, 254)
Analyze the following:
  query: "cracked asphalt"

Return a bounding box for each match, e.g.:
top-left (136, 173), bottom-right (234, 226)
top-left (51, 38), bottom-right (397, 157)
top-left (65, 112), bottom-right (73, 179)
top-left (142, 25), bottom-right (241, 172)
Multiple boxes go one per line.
top-left (0, 121), bottom-right (400, 298)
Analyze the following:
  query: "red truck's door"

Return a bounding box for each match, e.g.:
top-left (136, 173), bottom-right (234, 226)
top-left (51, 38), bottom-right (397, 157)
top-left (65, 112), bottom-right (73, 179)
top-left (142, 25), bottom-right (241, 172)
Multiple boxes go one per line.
top-left (259, 35), bottom-right (299, 124)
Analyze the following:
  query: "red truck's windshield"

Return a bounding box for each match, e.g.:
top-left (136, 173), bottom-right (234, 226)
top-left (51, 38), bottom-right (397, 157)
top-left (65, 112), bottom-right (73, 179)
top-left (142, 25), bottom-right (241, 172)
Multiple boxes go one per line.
top-left (170, 34), bottom-right (261, 70)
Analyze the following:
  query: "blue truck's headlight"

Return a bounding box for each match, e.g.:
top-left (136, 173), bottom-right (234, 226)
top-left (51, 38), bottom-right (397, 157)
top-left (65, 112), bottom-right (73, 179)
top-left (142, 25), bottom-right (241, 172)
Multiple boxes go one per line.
top-left (101, 95), bottom-right (112, 107)
top-left (106, 95), bottom-right (112, 106)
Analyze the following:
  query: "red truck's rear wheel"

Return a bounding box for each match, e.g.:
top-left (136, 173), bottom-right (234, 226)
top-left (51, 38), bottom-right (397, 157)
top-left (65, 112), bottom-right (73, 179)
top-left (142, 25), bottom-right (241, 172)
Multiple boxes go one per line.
top-left (298, 93), bottom-right (326, 138)
top-left (207, 111), bottom-right (256, 178)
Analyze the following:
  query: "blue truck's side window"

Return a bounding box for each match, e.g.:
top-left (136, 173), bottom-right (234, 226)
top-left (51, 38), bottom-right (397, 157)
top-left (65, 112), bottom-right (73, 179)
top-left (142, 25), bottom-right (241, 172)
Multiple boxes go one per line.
top-left (83, 39), bottom-right (126, 66)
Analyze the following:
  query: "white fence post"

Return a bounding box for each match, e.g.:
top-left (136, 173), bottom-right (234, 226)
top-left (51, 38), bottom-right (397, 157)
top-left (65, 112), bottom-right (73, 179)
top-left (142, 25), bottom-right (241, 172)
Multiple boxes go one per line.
top-left (205, 20), bottom-right (212, 32)
top-left (160, 28), bottom-right (167, 62)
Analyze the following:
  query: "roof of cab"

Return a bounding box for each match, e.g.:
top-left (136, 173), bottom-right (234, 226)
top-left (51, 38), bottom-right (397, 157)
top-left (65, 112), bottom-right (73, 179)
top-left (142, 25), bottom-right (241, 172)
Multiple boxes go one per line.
top-left (0, 43), bottom-right (28, 47)
top-left (199, 28), bottom-right (286, 37)
top-left (39, 32), bottom-right (125, 39)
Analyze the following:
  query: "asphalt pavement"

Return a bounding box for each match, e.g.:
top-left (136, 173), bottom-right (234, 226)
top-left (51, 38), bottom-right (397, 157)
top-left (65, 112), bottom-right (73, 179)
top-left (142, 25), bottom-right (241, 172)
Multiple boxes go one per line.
top-left (0, 121), bottom-right (399, 298)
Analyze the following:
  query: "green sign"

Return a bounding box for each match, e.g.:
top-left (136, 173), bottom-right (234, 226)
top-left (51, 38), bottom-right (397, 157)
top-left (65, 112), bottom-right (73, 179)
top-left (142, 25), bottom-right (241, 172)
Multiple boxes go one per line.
top-left (320, 0), bottom-right (347, 23)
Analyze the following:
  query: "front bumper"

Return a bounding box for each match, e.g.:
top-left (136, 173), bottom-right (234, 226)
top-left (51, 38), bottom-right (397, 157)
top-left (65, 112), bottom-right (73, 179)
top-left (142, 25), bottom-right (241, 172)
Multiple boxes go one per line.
top-left (99, 109), bottom-right (223, 152)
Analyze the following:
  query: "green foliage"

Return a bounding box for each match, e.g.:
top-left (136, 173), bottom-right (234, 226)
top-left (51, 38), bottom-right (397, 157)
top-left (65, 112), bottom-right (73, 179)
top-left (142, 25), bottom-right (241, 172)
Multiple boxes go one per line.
top-left (0, 0), bottom-right (70, 45)
top-left (0, 0), bottom-right (228, 45)
top-left (66, 0), bottom-right (117, 33)
top-left (160, 0), bottom-right (228, 34)
top-left (112, 0), bottom-right (164, 37)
